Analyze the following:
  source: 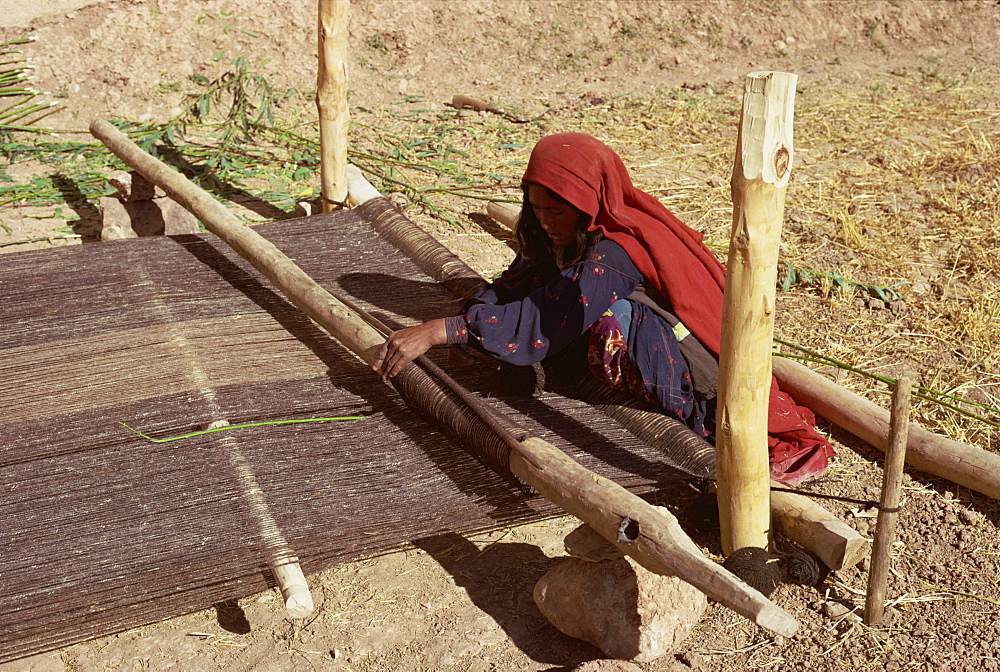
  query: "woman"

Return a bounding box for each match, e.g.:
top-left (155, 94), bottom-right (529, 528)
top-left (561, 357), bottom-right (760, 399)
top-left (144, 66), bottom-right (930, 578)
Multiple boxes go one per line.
top-left (374, 132), bottom-right (833, 485)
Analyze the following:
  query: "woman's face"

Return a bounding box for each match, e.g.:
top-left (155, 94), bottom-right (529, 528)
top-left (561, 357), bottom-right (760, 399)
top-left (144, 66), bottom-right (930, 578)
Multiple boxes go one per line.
top-left (527, 183), bottom-right (582, 248)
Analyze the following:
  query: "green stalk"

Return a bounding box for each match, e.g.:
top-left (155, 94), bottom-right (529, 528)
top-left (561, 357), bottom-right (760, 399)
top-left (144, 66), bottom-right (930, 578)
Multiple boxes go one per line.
top-left (119, 416), bottom-right (366, 443)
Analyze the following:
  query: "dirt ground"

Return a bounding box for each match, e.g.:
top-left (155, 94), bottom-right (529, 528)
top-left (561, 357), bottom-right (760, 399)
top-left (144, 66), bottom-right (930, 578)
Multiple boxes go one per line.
top-left (2, 1), bottom-right (1000, 671)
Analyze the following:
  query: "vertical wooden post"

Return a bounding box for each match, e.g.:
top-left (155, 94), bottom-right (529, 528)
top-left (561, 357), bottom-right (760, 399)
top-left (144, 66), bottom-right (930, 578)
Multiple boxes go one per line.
top-left (864, 377), bottom-right (912, 626)
top-left (716, 71), bottom-right (797, 556)
top-left (317, 0), bottom-right (350, 212)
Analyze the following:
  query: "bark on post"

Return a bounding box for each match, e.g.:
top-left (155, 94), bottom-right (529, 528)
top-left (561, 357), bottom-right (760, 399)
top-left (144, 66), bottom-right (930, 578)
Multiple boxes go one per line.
top-left (716, 71), bottom-right (797, 557)
top-left (317, 0), bottom-right (350, 211)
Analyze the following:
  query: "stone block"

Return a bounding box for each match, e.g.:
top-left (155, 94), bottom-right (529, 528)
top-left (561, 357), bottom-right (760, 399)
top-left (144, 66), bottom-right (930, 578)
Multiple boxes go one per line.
top-left (534, 555), bottom-right (707, 663)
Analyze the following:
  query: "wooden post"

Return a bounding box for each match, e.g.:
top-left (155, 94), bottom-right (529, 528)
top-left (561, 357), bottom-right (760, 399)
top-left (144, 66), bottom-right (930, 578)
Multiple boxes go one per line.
top-left (716, 71), bottom-right (797, 556)
top-left (88, 121), bottom-right (800, 637)
top-left (317, 0), bottom-right (350, 211)
top-left (864, 378), bottom-right (912, 625)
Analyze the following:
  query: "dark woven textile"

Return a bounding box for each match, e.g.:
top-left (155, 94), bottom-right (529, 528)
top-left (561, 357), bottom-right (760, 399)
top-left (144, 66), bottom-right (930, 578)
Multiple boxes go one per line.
top-left (0, 211), bottom-right (709, 662)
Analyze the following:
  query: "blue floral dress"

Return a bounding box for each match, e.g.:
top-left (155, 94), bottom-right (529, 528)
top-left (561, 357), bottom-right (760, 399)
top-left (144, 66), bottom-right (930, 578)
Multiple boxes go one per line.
top-left (444, 239), bottom-right (715, 438)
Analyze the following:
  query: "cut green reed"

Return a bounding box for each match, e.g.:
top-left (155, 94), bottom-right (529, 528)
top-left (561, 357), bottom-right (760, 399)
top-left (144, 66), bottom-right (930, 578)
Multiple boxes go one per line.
top-left (0, 37), bottom-right (62, 136)
top-left (119, 416), bottom-right (366, 444)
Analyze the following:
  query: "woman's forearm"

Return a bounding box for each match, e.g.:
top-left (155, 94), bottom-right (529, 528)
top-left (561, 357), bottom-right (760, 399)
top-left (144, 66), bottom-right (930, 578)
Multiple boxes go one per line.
top-left (372, 318), bottom-right (448, 379)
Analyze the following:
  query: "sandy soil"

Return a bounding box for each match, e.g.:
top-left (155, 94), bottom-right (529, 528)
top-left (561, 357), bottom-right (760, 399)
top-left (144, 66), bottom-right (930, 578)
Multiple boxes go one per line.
top-left (2, 1), bottom-right (1000, 671)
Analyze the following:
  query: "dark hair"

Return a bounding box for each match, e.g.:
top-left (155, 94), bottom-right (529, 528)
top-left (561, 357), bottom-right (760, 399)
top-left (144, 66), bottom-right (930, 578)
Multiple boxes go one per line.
top-left (516, 183), bottom-right (602, 265)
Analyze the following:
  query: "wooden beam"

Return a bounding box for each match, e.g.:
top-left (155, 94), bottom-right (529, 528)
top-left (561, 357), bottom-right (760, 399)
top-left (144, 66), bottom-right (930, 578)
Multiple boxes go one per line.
top-left (510, 439), bottom-right (798, 637)
top-left (772, 356), bottom-right (1000, 500)
top-left (202, 421), bottom-right (314, 618)
top-left (90, 119), bottom-right (800, 638)
top-left (486, 200), bottom-right (520, 230)
top-left (716, 71), bottom-right (797, 556)
top-left (103, 242), bottom-right (317, 618)
top-left (317, 0), bottom-right (350, 211)
top-left (770, 482), bottom-right (867, 570)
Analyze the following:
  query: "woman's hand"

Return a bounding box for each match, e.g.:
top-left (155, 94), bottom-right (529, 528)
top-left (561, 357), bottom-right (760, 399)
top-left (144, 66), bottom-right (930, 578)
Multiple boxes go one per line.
top-left (373, 318), bottom-right (449, 380)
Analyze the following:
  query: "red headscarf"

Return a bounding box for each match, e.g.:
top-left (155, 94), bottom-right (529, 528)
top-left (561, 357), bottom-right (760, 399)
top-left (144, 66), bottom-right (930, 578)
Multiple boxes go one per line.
top-left (523, 133), bottom-right (833, 485)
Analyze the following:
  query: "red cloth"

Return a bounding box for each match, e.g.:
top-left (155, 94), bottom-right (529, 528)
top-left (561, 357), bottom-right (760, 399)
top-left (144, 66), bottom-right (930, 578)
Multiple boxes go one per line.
top-left (522, 133), bottom-right (834, 485)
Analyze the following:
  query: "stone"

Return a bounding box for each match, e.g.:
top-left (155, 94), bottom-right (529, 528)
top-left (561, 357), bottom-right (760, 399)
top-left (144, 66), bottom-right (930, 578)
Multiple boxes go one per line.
top-left (564, 523), bottom-right (624, 562)
top-left (108, 170), bottom-right (163, 201)
top-left (958, 508), bottom-right (981, 525)
top-left (680, 650), bottom-right (704, 668)
top-left (534, 555), bottom-right (707, 663)
top-left (157, 198), bottom-right (201, 235)
top-left (821, 600), bottom-right (861, 624)
top-left (98, 196), bottom-right (138, 240)
top-left (98, 195), bottom-right (200, 239)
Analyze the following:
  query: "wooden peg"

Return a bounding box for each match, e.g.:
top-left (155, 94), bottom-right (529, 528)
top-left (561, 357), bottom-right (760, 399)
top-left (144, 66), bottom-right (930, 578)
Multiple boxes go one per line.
top-left (864, 377), bottom-right (912, 625)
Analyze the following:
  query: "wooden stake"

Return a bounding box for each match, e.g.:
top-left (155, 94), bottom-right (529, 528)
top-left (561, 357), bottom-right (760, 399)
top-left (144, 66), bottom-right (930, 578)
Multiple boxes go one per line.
top-left (716, 71), bottom-right (797, 556)
top-left (864, 378), bottom-right (912, 626)
top-left (317, 0), bottom-right (350, 212)
top-left (89, 121), bottom-right (800, 637)
top-left (772, 357), bottom-right (1000, 500)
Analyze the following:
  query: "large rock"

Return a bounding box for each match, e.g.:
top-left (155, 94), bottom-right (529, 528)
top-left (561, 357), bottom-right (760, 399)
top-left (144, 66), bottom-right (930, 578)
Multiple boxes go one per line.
top-left (564, 522), bottom-right (624, 562)
top-left (99, 195), bottom-right (200, 240)
top-left (534, 554), bottom-right (707, 663)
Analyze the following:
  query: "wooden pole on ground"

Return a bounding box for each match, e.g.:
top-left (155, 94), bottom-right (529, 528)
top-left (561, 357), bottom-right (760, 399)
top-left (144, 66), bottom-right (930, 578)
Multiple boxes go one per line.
top-left (317, 0), bottom-right (350, 211)
top-left (486, 201), bottom-right (521, 230)
top-left (203, 420), bottom-right (314, 618)
top-left (89, 119), bottom-right (799, 637)
top-left (864, 378), bottom-right (912, 625)
top-left (116, 255), bottom-right (315, 617)
top-left (770, 481), bottom-right (868, 570)
top-left (772, 357), bottom-right (1000, 500)
top-left (716, 71), bottom-right (797, 556)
